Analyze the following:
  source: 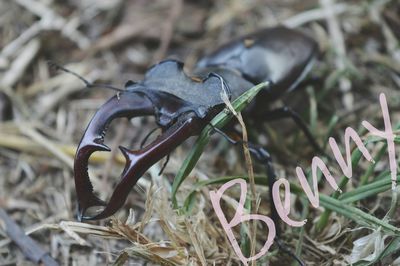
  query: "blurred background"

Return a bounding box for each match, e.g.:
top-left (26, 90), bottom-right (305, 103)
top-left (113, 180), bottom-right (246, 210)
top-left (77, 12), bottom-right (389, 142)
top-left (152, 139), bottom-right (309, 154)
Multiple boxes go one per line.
top-left (0, 0), bottom-right (399, 265)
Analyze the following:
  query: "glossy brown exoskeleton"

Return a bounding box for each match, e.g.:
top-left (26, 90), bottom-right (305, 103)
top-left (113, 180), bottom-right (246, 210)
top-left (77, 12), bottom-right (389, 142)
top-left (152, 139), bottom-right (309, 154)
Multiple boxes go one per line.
top-left (74, 26), bottom-right (318, 222)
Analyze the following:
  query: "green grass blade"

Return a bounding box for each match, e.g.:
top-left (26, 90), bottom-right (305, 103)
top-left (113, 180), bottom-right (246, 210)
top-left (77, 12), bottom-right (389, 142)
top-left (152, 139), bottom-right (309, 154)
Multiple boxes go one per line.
top-left (316, 122), bottom-right (400, 232)
top-left (182, 175), bottom-right (268, 213)
top-left (315, 148), bottom-right (363, 232)
top-left (171, 82), bottom-right (270, 208)
top-left (318, 194), bottom-right (400, 235)
top-left (183, 173), bottom-right (400, 237)
top-left (359, 143), bottom-right (387, 185)
top-left (340, 175), bottom-right (400, 204)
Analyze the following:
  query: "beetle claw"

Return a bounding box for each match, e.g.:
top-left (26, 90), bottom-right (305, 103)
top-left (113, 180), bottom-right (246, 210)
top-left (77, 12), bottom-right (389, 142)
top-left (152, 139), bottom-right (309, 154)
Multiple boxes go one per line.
top-left (119, 146), bottom-right (138, 162)
top-left (118, 146), bottom-right (142, 176)
top-left (74, 90), bottom-right (205, 220)
top-left (90, 142), bottom-right (111, 152)
top-left (74, 91), bottom-right (155, 220)
top-left (77, 195), bottom-right (106, 221)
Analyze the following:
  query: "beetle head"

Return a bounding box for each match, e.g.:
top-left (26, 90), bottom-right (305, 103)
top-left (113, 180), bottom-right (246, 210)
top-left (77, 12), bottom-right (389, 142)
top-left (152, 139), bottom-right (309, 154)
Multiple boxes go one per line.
top-left (74, 60), bottom-right (228, 220)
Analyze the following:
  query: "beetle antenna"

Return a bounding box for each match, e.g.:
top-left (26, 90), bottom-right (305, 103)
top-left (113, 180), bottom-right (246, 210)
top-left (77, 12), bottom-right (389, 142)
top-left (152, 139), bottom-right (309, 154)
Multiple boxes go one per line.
top-left (139, 127), bottom-right (170, 176)
top-left (140, 127), bottom-right (160, 148)
top-left (48, 61), bottom-right (124, 92)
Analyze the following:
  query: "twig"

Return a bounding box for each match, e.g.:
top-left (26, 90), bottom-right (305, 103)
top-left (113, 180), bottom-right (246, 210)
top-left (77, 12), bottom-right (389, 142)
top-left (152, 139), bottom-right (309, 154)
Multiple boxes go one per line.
top-left (369, 0), bottom-right (400, 60)
top-left (0, 208), bottom-right (59, 266)
top-left (184, 218), bottom-right (207, 266)
top-left (1, 39), bottom-right (40, 88)
top-left (363, 53), bottom-right (400, 74)
top-left (320, 0), bottom-right (354, 110)
top-left (220, 86), bottom-right (258, 264)
top-left (0, 132), bottom-right (124, 164)
top-left (0, 22), bottom-right (42, 60)
top-left (152, 0), bottom-right (183, 63)
top-left (0, 211), bottom-right (69, 249)
top-left (283, 3), bottom-right (354, 28)
top-left (91, 18), bottom-right (159, 53)
top-left (9, 0), bottom-right (90, 52)
top-left (17, 123), bottom-right (74, 169)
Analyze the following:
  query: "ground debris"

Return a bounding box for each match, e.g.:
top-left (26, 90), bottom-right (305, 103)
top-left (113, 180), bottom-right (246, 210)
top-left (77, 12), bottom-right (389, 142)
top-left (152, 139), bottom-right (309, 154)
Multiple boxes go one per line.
top-left (0, 0), bottom-right (399, 265)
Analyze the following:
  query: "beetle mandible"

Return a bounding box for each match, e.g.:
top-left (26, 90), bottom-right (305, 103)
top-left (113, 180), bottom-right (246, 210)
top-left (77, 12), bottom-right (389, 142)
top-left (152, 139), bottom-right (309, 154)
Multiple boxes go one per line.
top-left (73, 26), bottom-right (320, 264)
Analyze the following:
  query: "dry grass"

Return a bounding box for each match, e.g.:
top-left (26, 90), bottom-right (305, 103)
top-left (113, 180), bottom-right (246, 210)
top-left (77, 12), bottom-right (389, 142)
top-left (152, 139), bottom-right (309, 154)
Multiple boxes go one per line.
top-left (0, 0), bottom-right (399, 265)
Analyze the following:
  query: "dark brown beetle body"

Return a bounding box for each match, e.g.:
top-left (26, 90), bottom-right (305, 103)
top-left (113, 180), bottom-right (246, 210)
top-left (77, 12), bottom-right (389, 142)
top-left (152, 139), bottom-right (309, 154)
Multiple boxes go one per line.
top-left (74, 26), bottom-right (318, 221)
top-left (196, 27), bottom-right (317, 101)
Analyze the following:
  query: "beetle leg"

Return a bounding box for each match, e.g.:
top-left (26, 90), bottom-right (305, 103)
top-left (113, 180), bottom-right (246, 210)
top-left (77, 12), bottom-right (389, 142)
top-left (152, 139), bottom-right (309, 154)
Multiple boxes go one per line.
top-left (254, 106), bottom-right (325, 155)
top-left (211, 126), bottom-right (304, 265)
top-left (245, 144), bottom-right (305, 266)
top-left (275, 238), bottom-right (305, 266)
top-left (210, 126), bottom-right (280, 230)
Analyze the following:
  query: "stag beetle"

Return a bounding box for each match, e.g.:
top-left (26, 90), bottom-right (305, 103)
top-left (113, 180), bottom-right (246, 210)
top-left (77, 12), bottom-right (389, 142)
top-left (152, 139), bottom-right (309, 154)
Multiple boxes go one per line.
top-left (73, 26), bottom-right (318, 262)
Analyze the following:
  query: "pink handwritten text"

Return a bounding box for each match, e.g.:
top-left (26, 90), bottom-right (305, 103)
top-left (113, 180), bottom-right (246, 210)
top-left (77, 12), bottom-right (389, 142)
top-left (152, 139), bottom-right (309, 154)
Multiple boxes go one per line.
top-left (209, 93), bottom-right (397, 265)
